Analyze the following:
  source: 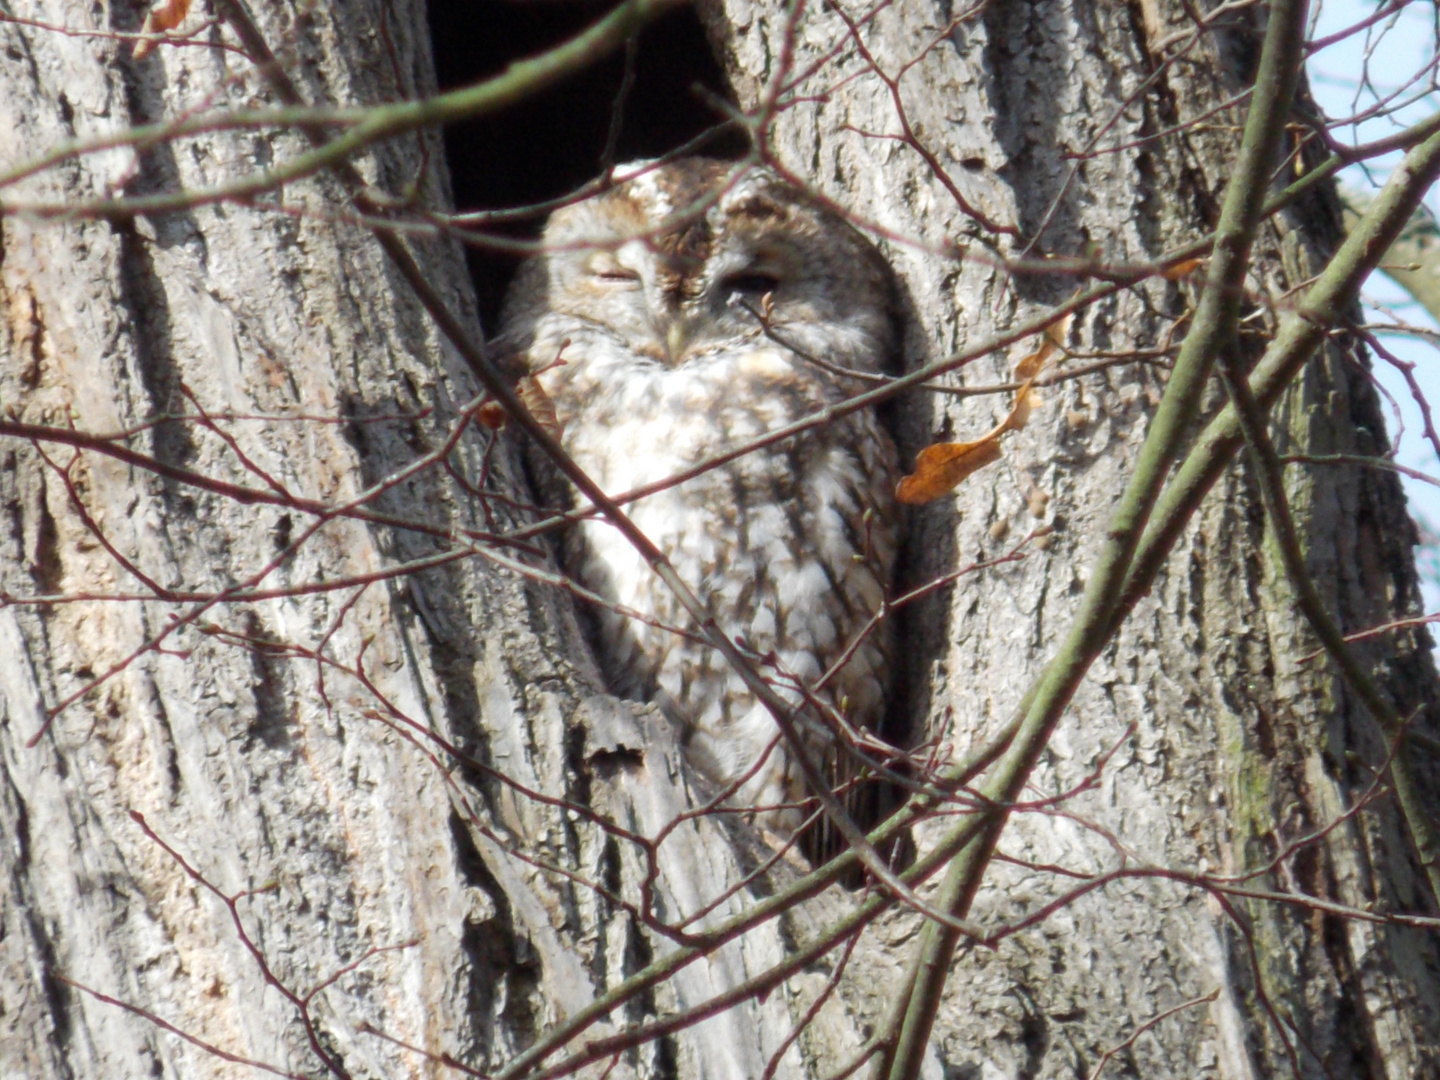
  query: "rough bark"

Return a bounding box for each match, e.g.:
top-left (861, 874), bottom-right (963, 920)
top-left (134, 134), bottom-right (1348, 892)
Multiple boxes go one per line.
top-left (1, 2), bottom-right (1437, 1080)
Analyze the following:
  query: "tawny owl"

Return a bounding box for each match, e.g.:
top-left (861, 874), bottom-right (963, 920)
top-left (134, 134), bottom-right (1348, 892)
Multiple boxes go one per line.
top-left (501, 159), bottom-right (900, 850)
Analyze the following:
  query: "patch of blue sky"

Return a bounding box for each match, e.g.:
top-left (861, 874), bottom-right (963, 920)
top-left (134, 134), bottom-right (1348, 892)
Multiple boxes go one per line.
top-left (1308, 0), bottom-right (1440, 609)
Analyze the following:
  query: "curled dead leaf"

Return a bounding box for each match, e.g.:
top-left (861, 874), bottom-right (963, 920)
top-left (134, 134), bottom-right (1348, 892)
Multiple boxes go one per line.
top-left (897, 383), bottom-right (1035, 504)
top-left (1007, 388), bottom-right (1039, 432)
top-left (1012, 344), bottom-right (1046, 383)
top-left (518, 375), bottom-right (563, 439)
top-left (1162, 257), bottom-right (1204, 281)
top-left (1014, 312), bottom-right (1072, 381)
top-left (132, 0), bottom-right (192, 59)
top-left (476, 400), bottom-right (508, 430)
top-left (897, 316), bottom-right (1066, 505)
top-left (474, 377), bottom-right (563, 439)
top-left (896, 438), bottom-right (1002, 504)
top-left (1007, 315), bottom-right (1067, 426)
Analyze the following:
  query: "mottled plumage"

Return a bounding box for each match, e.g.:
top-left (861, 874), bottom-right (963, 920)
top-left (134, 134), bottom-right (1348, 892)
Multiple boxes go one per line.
top-left (502, 159), bottom-right (900, 846)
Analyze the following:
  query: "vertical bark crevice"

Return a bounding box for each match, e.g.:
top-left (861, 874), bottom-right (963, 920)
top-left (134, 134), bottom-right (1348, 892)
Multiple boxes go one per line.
top-left (115, 229), bottom-right (194, 473)
top-left (448, 810), bottom-right (545, 1067)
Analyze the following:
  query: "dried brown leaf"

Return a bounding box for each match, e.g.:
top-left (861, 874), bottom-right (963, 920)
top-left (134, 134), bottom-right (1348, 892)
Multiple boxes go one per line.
top-left (1162, 257), bottom-right (1204, 281)
top-left (132, 0), bottom-right (192, 59)
top-left (1044, 311), bottom-right (1073, 349)
top-left (896, 437), bottom-right (1003, 504)
top-left (476, 400), bottom-right (509, 430)
top-left (518, 376), bottom-right (563, 439)
top-left (898, 329), bottom-right (1057, 505)
top-left (475, 378), bottom-right (563, 438)
top-left (1012, 344), bottom-right (1047, 383)
top-left (1005, 388), bottom-right (1039, 433)
top-left (1014, 313), bottom-right (1073, 381)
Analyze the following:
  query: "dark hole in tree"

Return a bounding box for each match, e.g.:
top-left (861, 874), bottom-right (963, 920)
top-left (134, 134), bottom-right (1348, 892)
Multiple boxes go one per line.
top-left (427, 0), bottom-right (745, 331)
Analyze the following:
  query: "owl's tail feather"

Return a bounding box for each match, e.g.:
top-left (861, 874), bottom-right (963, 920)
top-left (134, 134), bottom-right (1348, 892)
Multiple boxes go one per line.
top-left (798, 734), bottom-right (912, 883)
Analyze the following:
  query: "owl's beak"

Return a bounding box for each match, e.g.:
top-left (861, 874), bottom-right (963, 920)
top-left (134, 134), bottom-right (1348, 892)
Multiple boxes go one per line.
top-left (665, 318), bottom-right (690, 362)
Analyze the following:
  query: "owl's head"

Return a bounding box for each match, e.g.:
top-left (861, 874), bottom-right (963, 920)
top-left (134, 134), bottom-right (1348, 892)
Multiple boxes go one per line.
top-left (502, 159), bottom-right (899, 373)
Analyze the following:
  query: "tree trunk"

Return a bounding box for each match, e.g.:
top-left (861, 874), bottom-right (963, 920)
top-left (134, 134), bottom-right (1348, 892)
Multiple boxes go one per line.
top-left (2, 1), bottom-right (1437, 1079)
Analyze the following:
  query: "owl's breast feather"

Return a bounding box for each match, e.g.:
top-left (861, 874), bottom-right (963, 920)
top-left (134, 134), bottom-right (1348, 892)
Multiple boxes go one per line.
top-left (731, 347), bottom-right (794, 381)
